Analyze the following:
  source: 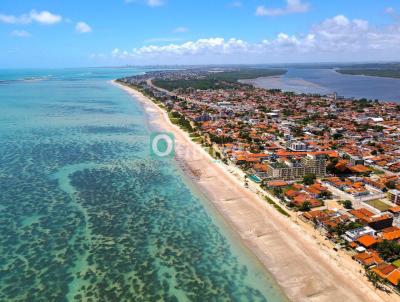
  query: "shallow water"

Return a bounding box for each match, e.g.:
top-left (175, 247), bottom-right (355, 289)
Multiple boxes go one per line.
top-left (243, 68), bottom-right (400, 102)
top-left (0, 68), bottom-right (286, 301)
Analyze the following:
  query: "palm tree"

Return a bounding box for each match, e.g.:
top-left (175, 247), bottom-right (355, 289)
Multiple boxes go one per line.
top-left (365, 270), bottom-right (382, 289)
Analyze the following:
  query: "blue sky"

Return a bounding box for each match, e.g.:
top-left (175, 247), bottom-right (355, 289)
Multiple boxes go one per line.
top-left (1, 0), bottom-right (400, 67)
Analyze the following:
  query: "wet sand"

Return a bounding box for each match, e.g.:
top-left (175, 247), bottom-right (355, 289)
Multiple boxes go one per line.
top-left (113, 80), bottom-right (398, 302)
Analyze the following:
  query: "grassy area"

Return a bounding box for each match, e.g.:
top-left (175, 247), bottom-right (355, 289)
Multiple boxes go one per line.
top-left (364, 199), bottom-right (392, 211)
top-left (167, 111), bottom-right (194, 132)
top-left (282, 185), bottom-right (295, 193)
top-left (370, 167), bottom-right (385, 175)
top-left (393, 259), bottom-right (400, 268)
top-left (337, 69), bottom-right (400, 79)
top-left (169, 117), bottom-right (180, 124)
top-left (208, 147), bottom-right (216, 158)
top-left (154, 68), bottom-right (287, 91)
top-left (191, 137), bottom-right (202, 143)
top-left (264, 196), bottom-right (290, 217)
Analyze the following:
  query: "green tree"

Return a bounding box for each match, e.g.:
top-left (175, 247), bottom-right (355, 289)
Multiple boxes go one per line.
top-left (365, 270), bottom-right (383, 289)
top-left (328, 221), bottom-right (362, 236)
top-left (320, 191), bottom-right (332, 199)
top-left (273, 187), bottom-right (283, 196)
top-left (343, 200), bottom-right (353, 209)
top-left (331, 223), bottom-right (347, 236)
top-left (375, 240), bottom-right (400, 262)
top-left (332, 133), bottom-right (343, 140)
top-left (303, 173), bottom-right (316, 185)
top-left (385, 180), bottom-right (396, 189)
top-left (327, 158), bottom-right (339, 174)
top-left (291, 127), bottom-right (303, 137)
top-left (299, 201), bottom-right (311, 212)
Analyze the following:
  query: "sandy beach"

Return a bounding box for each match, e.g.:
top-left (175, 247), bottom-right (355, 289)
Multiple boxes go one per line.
top-left (113, 80), bottom-right (399, 302)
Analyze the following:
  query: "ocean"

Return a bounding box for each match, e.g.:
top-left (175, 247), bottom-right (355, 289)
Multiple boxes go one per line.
top-left (0, 68), bottom-right (286, 301)
top-left (242, 68), bottom-right (400, 102)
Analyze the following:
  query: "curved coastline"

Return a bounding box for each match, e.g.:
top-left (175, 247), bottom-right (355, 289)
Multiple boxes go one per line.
top-left (112, 79), bottom-right (397, 302)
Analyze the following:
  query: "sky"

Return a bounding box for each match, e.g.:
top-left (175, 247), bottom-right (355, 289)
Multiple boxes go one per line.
top-left (1, 0), bottom-right (400, 67)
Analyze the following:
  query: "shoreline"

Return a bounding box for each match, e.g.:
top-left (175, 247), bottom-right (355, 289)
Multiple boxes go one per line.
top-left (112, 80), bottom-right (397, 302)
top-left (174, 155), bottom-right (290, 301)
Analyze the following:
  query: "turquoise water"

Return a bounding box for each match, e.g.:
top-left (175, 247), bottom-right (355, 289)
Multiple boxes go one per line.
top-left (0, 68), bottom-right (287, 301)
top-left (249, 175), bottom-right (262, 183)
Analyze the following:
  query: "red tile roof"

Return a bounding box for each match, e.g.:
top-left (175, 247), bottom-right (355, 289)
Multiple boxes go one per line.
top-left (357, 235), bottom-right (377, 247)
top-left (267, 180), bottom-right (288, 187)
top-left (387, 270), bottom-right (400, 286)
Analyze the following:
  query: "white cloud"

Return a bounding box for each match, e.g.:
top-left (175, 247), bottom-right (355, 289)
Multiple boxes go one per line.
top-left (93, 14), bottom-right (400, 64)
top-left (0, 13), bottom-right (30, 24)
top-left (256, 0), bottom-right (309, 16)
top-left (30, 10), bottom-right (62, 24)
top-left (128, 38), bottom-right (249, 57)
top-left (75, 22), bottom-right (92, 33)
top-left (10, 30), bottom-right (31, 37)
top-left (0, 10), bottom-right (62, 25)
top-left (173, 27), bottom-right (189, 33)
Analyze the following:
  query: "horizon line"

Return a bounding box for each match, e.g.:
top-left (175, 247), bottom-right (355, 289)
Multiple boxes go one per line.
top-left (2, 60), bottom-right (400, 70)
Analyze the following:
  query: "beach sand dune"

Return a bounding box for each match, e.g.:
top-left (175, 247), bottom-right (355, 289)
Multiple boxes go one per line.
top-left (114, 81), bottom-right (398, 302)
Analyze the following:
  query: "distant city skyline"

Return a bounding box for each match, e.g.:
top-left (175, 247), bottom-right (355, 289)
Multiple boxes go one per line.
top-left (1, 0), bottom-right (400, 67)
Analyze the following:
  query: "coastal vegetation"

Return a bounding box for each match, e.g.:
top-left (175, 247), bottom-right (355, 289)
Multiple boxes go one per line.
top-left (365, 270), bottom-right (385, 289)
top-left (154, 69), bottom-right (286, 91)
top-left (264, 196), bottom-right (290, 217)
top-left (337, 69), bottom-right (400, 79)
top-left (154, 78), bottom-right (230, 90)
top-left (336, 62), bottom-right (400, 79)
top-left (167, 111), bottom-right (194, 132)
top-left (205, 69), bottom-right (287, 82)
